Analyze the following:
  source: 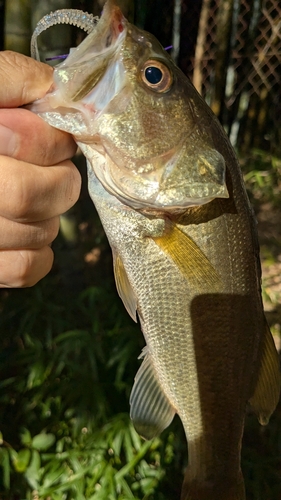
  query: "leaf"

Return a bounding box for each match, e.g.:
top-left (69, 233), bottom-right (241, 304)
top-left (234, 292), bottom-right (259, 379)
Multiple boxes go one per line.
top-left (0, 447), bottom-right (10, 489)
top-left (20, 428), bottom-right (32, 446)
top-left (40, 462), bottom-right (65, 489)
top-left (117, 476), bottom-right (134, 497)
top-left (24, 449), bottom-right (41, 489)
top-left (13, 448), bottom-right (31, 473)
top-left (112, 428), bottom-right (124, 457)
top-left (27, 361), bottom-right (46, 389)
top-left (9, 447), bottom-right (18, 465)
top-left (32, 433), bottom-right (56, 451)
top-left (129, 424), bottom-right (142, 452)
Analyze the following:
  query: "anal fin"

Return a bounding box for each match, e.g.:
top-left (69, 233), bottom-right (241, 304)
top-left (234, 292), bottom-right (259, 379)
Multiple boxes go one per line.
top-left (130, 350), bottom-right (175, 440)
top-left (249, 321), bottom-right (280, 425)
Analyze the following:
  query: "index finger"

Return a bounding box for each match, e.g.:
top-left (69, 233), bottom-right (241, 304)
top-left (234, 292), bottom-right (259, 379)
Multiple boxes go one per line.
top-left (0, 156), bottom-right (81, 222)
top-left (0, 51), bottom-right (53, 107)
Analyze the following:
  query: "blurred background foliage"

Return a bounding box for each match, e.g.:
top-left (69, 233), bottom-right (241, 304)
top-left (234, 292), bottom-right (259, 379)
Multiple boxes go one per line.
top-left (1, 0), bottom-right (281, 498)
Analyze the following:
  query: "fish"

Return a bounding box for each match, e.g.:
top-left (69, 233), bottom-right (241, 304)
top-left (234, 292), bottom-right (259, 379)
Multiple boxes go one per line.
top-left (29, 1), bottom-right (280, 499)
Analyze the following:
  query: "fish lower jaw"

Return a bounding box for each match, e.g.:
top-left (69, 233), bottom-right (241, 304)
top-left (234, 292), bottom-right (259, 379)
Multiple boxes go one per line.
top-left (103, 183), bottom-right (220, 213)
top-left (99, 169), bottom-right (228, 212)
top-left (92, 147), bottom-right (229, 211)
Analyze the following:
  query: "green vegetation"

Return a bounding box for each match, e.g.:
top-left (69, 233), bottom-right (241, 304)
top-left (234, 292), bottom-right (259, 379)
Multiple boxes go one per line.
top-left (242, 150), bottom-right (281, 209)
top-left (0, 196), bottom-right (185, 499)
top-left (1, 0), bottom-right (281, 496)
top-left (0, 150), bottom-right (281, 499)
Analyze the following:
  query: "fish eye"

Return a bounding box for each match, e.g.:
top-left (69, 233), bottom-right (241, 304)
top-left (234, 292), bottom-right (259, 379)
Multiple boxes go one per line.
top-left (141, 60), bottom-right (173, 92)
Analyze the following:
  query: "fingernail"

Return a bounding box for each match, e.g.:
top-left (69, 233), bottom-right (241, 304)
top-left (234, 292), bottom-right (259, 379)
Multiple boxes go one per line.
top-left (0, 124), bottom-right (17, 156)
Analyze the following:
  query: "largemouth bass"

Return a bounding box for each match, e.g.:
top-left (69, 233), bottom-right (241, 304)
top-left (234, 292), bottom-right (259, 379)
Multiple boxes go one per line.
top-left (29, 1), bottom-right (280, 498)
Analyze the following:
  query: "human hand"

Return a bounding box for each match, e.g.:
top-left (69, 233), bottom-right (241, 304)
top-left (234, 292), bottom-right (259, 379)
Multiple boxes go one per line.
top-left (0, 51), bottom-right (81, 287)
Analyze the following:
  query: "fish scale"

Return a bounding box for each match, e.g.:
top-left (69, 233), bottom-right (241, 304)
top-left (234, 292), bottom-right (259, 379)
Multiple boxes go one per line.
top-left (29, 1), bottom-right (280, 498)
top-left (89, 169), bottom-right (203, 438)
top-left (89, 169), bottom-right (249, 484)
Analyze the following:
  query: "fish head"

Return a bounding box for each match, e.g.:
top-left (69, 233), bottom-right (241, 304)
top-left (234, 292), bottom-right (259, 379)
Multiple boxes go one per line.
top-left (31, 0), bottom-right (229, 212)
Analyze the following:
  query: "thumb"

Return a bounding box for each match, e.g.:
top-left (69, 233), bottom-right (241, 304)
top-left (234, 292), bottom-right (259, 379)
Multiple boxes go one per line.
top-left (0, 51), bottom-right (53, 107)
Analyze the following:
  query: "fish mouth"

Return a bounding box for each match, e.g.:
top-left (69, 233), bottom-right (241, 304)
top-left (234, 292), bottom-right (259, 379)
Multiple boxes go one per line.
top-left (30, 1), bottom-right (229, 212)
top-left (30, 1), bottom-right (127, 118)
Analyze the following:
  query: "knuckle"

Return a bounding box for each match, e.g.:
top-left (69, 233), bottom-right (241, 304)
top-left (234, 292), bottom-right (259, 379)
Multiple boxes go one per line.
top-left (10, 179), bottom-right (34, 221)
top-left (13, 218), bottom-right (60, 248)
top-left (33, 134), bottom-right (50, 165)
top-left (15, 248), bottom-right (53, 287)
top-left (44, 217), bottom-right (60, 244)
top-left (0, 247), bottom-right (54, 288)
top-left (15, 251), bottom-right (37, 287)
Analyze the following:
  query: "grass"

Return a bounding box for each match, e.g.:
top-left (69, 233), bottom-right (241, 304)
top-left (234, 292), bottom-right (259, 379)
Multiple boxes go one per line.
top-left (0, 149), bottom-right (281, 499)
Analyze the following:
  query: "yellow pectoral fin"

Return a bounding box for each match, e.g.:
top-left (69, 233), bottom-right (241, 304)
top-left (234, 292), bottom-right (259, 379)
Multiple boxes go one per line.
top-left (112, 249), bottom-right (138, 322)
top-left (153, 223), bottom-right (221, 290)
top-left (249, 321), bottom-right (281, 425)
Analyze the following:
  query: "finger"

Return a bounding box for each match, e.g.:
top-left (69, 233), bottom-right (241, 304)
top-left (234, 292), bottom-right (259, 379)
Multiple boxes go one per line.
top-left (0, 108), bottom-right (77, 165)
top-left (0, 157), bottom-right (81, 222)
top-left (0, 247), bottom-right (54, 288)
top-left (0, 215), bottom-right (60, 249)
top-left (0, 51), bottom-right (53, 107)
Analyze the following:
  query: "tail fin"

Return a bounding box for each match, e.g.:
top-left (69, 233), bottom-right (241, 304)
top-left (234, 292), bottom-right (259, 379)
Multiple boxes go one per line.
top-left (181, 470), bottom-right (245, 500)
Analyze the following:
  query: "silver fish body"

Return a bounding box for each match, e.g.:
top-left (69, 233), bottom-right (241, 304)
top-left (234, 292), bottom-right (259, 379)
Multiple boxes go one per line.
top-left (86, 135), bottom-right (277, 500)
top-left (29, 2), bottom-right (280, 499)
